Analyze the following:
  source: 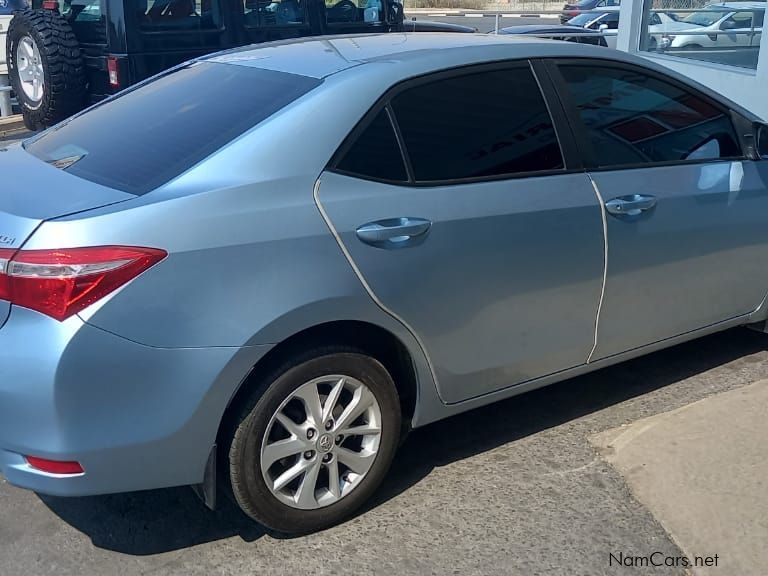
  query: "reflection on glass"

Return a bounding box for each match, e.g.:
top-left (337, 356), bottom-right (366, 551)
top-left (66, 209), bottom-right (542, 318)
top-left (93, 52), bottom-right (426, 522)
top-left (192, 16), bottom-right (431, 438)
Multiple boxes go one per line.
top-left (642, 0), bottom-right (764, 70)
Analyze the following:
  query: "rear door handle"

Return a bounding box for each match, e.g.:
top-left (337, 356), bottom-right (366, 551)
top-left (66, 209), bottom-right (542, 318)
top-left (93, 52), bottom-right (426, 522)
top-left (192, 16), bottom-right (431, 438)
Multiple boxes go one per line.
top-left (605, 194), bottom-right (657, 217)
top-left (356, 217), bottom-right (432, 249)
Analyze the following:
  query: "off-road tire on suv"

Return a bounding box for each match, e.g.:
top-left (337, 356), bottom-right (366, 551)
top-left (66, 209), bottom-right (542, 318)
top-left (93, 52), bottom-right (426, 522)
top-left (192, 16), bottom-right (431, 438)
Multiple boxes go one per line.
top-left (7, 9), bottom-right (86, 130)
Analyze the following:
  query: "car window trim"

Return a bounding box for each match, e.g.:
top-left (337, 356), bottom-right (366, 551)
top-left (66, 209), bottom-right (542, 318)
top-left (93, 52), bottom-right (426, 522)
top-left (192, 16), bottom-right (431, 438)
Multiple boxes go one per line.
top-left (329, 59), bottom-right (579, 187)
top-left (545, 56), bottom-right (749, 172)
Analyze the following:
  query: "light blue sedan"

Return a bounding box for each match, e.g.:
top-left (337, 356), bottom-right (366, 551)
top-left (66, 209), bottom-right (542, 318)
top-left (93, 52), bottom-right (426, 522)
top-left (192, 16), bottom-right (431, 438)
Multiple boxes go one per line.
top-left (1, 33), bottom-right (767, 534)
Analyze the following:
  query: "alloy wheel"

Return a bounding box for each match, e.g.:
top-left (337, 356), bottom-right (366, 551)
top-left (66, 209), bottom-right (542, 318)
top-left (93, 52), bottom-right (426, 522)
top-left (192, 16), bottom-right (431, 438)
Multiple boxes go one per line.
top-left (260, 374), bottom-right (382, 510)
top-left (16, 35), bottom-right (45, 106)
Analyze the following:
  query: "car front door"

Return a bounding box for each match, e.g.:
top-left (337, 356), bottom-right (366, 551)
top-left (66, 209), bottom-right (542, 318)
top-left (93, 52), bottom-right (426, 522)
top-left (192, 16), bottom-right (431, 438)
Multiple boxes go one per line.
top-left (316, 63), bottom-right (605, 403)
top-left (551, 59), bottom-right (768, 360)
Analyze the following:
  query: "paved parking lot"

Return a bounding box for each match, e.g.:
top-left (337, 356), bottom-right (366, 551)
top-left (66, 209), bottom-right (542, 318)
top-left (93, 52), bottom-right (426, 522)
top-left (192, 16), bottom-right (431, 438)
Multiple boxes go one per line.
top-left (2, 328), bottom-right (767, 576)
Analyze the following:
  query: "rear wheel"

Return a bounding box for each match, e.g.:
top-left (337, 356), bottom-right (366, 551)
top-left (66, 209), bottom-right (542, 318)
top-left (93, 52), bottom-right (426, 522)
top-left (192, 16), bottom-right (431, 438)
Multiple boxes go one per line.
top-left (7, 9), bottom-right (86, 130)
top-left (226, 349), bottom-right (401, 534)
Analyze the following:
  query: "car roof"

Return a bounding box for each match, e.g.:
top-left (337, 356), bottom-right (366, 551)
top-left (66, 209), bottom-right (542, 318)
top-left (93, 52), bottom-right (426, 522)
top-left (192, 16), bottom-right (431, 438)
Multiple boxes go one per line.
top-left (205, 32), bottom-right (632, 79)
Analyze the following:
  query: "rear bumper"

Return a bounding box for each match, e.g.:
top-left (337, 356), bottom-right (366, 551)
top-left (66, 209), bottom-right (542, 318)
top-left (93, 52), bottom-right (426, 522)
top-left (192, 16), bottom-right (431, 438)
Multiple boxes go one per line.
top-left (0, 306), bottom-right (270, 496)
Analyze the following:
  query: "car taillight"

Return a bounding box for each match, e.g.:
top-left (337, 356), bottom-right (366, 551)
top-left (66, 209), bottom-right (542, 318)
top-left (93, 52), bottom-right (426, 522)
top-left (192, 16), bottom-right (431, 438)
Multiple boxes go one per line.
top-left (42, 0), bottom-right (59, 10)
top-left (107, 56), bottom-right (120, 89)
top-left (0, 246), bottom-right (166, 321)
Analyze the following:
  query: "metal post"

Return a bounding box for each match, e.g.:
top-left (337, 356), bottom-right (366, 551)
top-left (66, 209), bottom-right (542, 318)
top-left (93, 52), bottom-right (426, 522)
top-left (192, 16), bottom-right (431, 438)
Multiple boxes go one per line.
top-left (0, 75), bottom-right (13, 118)
top-left (495, 12), bottom-right (499, 34)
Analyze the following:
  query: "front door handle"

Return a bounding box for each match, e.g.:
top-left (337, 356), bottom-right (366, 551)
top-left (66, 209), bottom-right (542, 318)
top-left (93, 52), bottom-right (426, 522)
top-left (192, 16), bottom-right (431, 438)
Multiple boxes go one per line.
top-left (605, 194), bottom-right (657, 217)
top-left (356, 217), bottom-right (432, 249)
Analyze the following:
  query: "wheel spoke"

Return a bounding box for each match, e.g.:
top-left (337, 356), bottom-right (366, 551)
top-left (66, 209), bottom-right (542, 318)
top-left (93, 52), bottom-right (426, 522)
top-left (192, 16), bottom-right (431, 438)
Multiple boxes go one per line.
top-left (335, 386), bottom-right (375, 431)
top-left (293, 383), bottom-right (324, 428)
top-left (339, 422), bottom-right (381, 437)
top-left (32, 77), bottom-right (41, 100)
top-left (294, 458), bottom-right (322, 508)
top-left (275, 412), bottom-right (305, 438)
top-left (322, 377), bottom-right (345, 423)
top-left (21, 39), bottom-right (34, 59)
top-left (272, 458), bottom-right (312, 492)
top-left (262, 436), bottom-right (306, 468)
top-left (326, 459), bottom-right (341, 499)
top-left (336, 447), bottom-right (376, 475)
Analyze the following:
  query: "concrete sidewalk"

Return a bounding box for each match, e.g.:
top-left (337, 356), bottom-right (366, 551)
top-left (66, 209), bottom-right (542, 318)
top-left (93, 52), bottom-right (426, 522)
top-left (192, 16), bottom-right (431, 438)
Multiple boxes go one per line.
top-left (592, 379), bottom-right (768, 576)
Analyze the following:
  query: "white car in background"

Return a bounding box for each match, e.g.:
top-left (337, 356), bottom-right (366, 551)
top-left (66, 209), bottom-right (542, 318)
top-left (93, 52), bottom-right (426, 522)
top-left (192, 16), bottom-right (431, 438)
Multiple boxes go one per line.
top-left (656, 2), bottom-right (763, 51)
top-left (566, 6), bottom-right (680, 48)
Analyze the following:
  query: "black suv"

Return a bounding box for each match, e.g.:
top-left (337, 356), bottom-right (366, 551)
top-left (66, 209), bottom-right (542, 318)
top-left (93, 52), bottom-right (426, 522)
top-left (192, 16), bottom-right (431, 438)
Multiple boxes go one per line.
top-left (6, 0), bottom-right (408, 129)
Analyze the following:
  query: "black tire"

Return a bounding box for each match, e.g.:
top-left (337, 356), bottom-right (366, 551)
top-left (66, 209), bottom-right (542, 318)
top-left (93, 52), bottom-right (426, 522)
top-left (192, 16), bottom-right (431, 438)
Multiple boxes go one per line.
top-left (7, 9), bottom-right (86, 130)
top-left (225, 348), bottom-right (401, 534)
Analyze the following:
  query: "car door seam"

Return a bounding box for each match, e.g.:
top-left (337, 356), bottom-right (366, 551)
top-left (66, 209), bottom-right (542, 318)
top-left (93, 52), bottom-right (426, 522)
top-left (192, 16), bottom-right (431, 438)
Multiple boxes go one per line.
top-left (586, 174), bottom-right (608, 364)
top-left (311, 176), bottom-right (444, 401)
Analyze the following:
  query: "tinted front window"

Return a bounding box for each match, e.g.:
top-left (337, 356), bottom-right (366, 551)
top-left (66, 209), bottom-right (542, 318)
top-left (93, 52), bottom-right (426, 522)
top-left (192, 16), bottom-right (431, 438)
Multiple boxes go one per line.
top-left (25, 63), bottom-right (321, 194)
top-left (336, 109), bottom-right (408, 182)
top-left (558, 64), bottom-right (741, 167)
top-left (138, 0), bottom-right (222, 31)
top-left (391, 67), bottom-right (563, 182)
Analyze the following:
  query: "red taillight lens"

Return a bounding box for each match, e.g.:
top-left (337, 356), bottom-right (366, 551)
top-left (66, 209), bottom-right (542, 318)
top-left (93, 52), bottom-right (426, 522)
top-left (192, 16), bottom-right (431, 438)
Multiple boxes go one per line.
top-left (26, 456), bottom-right (84, 475)
top-left (107, 56), bottom-right (120, 89)
top-left (42, 0), bottom-right (59, 9)
top-left (0, 246), bottom-right (166, 321)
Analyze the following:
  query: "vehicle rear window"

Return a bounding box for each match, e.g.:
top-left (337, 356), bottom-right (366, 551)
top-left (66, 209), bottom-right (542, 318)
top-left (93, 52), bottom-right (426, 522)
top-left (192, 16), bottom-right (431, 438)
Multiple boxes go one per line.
top-left (25, 62), bottom-right (321, 195)
top-left (335, 108), bottom-right (408, 182)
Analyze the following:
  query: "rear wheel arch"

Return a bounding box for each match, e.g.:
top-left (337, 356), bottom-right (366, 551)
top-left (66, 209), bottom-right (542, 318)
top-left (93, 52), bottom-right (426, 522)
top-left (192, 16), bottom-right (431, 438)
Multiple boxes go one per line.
top-left (216, 320), bottom-right (419, 450)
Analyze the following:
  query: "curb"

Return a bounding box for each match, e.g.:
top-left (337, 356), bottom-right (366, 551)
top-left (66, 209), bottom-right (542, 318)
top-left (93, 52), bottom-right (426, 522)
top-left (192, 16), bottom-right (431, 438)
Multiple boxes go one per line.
top-left (0, 115), bottom-right (26, 139)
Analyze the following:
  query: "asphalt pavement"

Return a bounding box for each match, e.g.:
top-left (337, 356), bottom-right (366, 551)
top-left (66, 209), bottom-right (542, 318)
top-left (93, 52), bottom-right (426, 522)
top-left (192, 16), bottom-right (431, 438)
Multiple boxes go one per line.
top-left (2, 328), bottom-right (767, 575)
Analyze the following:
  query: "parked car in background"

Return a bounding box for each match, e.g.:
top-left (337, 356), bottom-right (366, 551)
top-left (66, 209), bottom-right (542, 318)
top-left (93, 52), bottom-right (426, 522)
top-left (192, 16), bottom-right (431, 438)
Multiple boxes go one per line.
top-left (5, 0), bottom-right (409, 130)
top-left (493, 23), bottom-right (608, 46)
top-left (656, 2), bottom-right (763, 52)
top-left (2, 33), bottom-right (768, 535)
top-left (566, 6), bottom-right (679, 49)
top-left (560, 0), bottom-right (619, 24)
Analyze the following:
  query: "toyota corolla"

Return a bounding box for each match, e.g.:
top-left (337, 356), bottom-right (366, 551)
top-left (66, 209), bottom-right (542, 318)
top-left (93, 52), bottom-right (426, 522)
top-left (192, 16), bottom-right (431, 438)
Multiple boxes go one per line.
top-left (2, 33), bottom-right (768, 534)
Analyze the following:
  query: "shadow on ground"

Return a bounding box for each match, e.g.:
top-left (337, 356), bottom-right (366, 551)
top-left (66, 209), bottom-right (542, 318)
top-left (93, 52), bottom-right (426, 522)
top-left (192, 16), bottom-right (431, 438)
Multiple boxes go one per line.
top-left (41, 328), bottom-right (768, 555)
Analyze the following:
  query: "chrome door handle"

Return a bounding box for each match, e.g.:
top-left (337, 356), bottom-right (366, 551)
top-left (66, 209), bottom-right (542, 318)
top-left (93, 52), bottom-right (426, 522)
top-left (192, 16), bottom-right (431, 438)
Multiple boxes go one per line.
top-left (605, 194), bottom-right (657, 217)
top-left (356, 217), bottom-right (432, 249)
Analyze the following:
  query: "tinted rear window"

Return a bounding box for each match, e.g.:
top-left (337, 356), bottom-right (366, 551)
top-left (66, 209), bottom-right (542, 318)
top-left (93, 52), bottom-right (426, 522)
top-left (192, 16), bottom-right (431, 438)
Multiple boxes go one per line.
top-left (25, 62), bottom-right (321, 195)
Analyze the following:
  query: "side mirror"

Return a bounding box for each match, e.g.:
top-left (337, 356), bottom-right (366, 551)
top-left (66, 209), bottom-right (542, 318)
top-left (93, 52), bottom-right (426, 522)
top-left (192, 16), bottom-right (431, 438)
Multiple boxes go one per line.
top-left (598, 23), bottom-right (609, 32)
top-left (720, 19), bottom-right (738, 30)
top-left (758, 124), bottom-right (768, 159)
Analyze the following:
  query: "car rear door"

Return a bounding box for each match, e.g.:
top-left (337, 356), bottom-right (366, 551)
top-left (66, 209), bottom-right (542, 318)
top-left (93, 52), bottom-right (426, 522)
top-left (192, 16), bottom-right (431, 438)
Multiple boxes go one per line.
top-left (316, 62), bottom-right (605, 404)
top-left (549, 59), bottom-right (768, 361)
